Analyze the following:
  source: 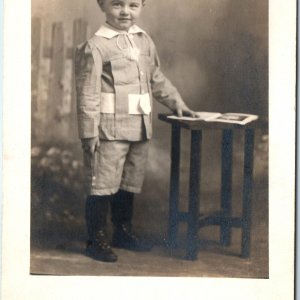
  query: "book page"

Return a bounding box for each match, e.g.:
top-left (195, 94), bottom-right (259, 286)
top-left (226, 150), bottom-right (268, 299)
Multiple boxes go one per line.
top-left (167, 112), bottom-right (222, 121)
top-left (168, 112), bottom-right (258, 124)
top-left (206, 113), bottom-right (259, 125)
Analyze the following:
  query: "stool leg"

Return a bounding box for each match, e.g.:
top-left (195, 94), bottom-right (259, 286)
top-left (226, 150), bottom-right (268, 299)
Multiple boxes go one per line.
top-left (220, 129), bottom-right (233, 246)
top-left (168, 124), bottom-right (181, 250)
top-left (241, 129), bottom-right (255, 258)
top-left (186, 130), bottom-right (202, 260)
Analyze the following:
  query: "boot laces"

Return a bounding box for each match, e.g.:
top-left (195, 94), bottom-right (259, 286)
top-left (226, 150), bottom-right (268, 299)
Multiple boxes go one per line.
top-left (95, 230), bottom-right (111, 250)
top-left (121, 224), bottom-right (139, 242)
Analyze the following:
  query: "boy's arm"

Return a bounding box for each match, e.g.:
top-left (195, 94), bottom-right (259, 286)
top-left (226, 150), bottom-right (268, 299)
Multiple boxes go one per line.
top-left (75, 41), bottom-right (102, 153)
top-left (147, 36), bottom-right (196, 117)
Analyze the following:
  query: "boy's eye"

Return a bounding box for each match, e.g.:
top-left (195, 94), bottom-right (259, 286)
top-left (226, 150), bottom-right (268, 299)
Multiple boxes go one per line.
top-left (112, 1), bottom-right (121, 6)
top-left (129, 1), bottom-right (140, 8)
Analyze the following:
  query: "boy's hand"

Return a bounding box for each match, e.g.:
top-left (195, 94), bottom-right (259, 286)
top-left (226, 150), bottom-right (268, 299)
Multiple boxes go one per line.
top-left (175, 103), bottom-right (197, 118)
top-left (81, 137), bottom-right (100, 155)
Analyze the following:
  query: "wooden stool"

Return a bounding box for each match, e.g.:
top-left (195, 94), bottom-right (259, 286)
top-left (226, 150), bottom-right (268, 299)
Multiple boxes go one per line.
top-left (158, 114), bottom-right (268, 260)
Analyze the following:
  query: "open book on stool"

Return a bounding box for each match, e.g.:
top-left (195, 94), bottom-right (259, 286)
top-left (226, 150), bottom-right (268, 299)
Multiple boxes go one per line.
top-left (167, 112), bottom-right (259, 125)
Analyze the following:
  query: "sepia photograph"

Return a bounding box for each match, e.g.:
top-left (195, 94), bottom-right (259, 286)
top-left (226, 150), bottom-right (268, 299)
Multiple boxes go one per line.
top-left (2, 0), bottom-right (295, 299)
top-left (30, 0), bottom-right (269, 277)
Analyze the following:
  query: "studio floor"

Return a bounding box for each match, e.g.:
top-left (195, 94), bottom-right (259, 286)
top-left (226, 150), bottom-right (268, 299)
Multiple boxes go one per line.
top-left (30, 183), bottom-right (268, 278)
top-left (30, 235), bottom-right (267, 278)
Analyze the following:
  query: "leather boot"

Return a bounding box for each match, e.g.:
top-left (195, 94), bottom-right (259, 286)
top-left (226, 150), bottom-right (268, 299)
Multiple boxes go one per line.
top-left (110, 190), bottom-right (152, 251)
top-left (85, 195), bottom-right (117, 262)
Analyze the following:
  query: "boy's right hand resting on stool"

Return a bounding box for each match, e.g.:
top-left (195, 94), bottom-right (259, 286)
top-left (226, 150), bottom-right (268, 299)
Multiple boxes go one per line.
top-left (81, 137), bottom-right (100, 156)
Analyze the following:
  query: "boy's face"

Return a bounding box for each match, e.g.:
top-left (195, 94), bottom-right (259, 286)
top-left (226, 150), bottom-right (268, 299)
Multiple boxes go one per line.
top-left (100, 0), bottom-right (143, 31)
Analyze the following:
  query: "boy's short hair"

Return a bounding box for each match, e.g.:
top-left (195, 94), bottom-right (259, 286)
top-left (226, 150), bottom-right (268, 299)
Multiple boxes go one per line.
top-left (97, 0), bottom-right (146, 6)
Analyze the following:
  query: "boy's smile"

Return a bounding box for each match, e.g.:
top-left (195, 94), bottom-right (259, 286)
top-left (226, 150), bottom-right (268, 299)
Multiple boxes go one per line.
top-left (100, 0), bottom-right (143, 31)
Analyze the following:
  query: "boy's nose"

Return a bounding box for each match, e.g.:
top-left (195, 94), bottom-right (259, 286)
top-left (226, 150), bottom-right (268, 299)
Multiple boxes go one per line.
top-left (120, 6), bottom-right (130, 15)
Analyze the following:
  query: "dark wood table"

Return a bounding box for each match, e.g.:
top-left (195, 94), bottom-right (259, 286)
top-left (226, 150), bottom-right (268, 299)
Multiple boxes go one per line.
top-left (158, 114), bottom-right (268, 260)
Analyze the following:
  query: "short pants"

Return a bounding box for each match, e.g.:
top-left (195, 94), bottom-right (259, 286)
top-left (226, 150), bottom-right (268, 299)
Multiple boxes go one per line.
top-left (83, 140), bottom-right (150, 196)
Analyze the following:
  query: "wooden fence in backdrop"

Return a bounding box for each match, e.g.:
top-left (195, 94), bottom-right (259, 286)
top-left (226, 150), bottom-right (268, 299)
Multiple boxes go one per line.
top-left (31, 18), bottom-right (89, 143)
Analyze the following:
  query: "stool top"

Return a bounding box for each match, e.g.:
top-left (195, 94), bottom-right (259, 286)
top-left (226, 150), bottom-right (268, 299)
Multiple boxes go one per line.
top-left (158, 114), bottom-right (269, 130)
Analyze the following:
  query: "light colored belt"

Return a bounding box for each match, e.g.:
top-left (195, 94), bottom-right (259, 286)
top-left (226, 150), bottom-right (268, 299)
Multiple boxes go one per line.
top-left (100, 93), bottom-right (151, 115)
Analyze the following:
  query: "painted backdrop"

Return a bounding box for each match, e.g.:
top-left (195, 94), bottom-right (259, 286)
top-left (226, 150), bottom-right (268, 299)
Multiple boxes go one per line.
top-left (31, 0), bottom-right (268, 244)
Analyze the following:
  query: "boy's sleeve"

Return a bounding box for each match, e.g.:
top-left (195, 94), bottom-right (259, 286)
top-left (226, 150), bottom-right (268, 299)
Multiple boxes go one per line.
top-left (147, 35), bottom-right (189, 112)
top-left (74, 41), bottom-right (102, 139)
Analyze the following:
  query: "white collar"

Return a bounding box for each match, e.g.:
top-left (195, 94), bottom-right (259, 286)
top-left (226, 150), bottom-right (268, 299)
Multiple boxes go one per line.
top-left (95, 24), bottom-right (145, 39)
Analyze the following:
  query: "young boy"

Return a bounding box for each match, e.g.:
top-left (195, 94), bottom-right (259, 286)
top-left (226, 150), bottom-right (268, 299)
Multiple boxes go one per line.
top-left (75, 0), bottom-right (197, 262)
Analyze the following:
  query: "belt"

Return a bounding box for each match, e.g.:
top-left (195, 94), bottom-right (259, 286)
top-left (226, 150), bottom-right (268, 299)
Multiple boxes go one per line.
top-left (100, 93), bottom-right (151, 115)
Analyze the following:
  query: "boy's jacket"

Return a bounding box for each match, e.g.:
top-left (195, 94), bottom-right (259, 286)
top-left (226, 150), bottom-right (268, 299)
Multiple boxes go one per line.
top-left (75, 24), bottom-right (187, 141)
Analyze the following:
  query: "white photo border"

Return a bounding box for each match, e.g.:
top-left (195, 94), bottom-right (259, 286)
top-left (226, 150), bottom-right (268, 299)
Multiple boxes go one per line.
top-left (2, 0), bottom-right (296, 299)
